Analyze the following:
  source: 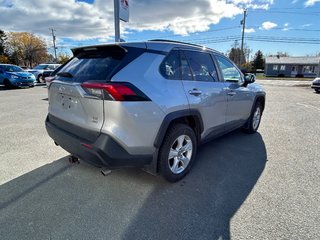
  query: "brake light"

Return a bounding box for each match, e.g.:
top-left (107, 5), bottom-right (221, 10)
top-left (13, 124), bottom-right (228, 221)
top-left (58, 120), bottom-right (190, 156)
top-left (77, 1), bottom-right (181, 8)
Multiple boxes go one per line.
top-left (81, 82), bottom-right (150, 101)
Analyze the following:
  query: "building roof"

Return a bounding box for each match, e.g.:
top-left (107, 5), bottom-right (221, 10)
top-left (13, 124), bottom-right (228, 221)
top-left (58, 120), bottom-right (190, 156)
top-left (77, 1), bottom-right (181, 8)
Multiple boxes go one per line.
top-left (265, 56), bottom-right (320, 65)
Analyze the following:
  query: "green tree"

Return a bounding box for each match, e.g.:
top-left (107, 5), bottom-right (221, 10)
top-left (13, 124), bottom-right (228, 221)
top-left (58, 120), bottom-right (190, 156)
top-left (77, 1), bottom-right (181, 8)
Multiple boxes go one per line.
top-left (228, 48), bottom-right (246, 66)
top-left (252, 50), bottom-right (265, 70)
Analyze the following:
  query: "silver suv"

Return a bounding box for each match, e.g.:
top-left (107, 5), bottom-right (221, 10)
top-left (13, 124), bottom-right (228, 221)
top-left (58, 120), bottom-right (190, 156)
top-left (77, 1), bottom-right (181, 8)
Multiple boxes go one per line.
top-left (46, 40), bottom-right (265, 182)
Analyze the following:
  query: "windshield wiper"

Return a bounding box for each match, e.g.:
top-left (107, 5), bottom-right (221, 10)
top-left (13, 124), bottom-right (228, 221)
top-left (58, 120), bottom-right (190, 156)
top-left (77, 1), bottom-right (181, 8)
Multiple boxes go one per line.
top-left (57, 72), bottom-right (73, 78)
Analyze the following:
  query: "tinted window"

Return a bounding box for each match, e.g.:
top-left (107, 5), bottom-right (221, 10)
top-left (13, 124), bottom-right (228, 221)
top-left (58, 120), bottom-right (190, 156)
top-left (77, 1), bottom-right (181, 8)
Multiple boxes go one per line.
top-left (55, 47), bottom-right (126, 83)
top-left (1, 65), bottom-right (24, 72)
top-left (180, 53), bottom-right (193, 80)
top-left (160, 50), bottom-right (181, 80)
top-left (34, 65), bottom-right (48, 70)
top-left (183, 51), bottom-right (218, 82)
top-left (215, 56), bottom-right (241, 82)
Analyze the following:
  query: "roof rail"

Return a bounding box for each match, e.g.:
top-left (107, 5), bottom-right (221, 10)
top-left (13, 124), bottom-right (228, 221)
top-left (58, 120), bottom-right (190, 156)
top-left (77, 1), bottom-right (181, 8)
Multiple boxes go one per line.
top-left (149, 39), bottom-right (210, 50)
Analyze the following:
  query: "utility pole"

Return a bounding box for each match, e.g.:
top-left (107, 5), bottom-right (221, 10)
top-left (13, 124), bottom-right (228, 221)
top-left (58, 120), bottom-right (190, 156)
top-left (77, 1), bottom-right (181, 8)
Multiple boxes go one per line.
top-left (240, 9), bottom-right (247, 65)
top-left (49, 28), bottom-right (57, 61)
top-left (114, 0), bottom-right (120, 42)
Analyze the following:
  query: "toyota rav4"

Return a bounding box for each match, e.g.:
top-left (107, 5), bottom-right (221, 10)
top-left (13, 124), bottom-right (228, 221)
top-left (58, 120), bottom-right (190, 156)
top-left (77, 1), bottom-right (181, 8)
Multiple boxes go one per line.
top-left (45, 40), bottom-right (266, 182)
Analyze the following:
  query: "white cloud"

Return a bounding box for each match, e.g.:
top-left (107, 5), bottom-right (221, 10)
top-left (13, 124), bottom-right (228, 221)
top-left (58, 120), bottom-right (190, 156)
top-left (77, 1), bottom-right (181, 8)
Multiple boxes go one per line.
top-left (282, 23), bottom-right (290, 31)
top-left (305, 0), bottom-right (320, 6)
top-left (245, 28), bottom-right (256, 33)
top-left (301, 23), bottom-right (312, 27)
top-left (0, 0), bottom-right (275, 42)
top-left (260, 21), bottom-right (278, 30)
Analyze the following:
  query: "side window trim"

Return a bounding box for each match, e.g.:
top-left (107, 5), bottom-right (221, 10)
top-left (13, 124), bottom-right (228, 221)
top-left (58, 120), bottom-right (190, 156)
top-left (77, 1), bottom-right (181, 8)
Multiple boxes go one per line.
top-left (179, 50), bottom-right (195, 81)
top-left (210, 54), bottom-right (224, 82)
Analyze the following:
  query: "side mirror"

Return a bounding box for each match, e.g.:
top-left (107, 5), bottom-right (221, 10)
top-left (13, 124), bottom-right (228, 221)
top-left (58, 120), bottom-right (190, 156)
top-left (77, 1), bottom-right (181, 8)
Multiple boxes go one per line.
top-left (244, 73), bottom-right (255, 85)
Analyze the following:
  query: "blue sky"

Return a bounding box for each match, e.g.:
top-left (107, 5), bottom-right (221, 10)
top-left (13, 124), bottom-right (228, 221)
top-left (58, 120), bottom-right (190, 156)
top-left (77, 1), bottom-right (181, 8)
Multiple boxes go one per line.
top-left (0, 0), bottom-right (319, 59)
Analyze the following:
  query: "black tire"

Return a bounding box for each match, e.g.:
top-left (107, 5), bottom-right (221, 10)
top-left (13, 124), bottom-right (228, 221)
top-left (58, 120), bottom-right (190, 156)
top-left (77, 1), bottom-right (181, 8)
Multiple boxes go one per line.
top-left (158, 123), bottom-right (197, 182)
top-left (243, 101), bottom-right (263, 134)
top-left (37, 75), bottom-right (42, 83)
top-left (4, 79), bottom-right (12, 89)
top-left (315, 89), bottom-right (320, 93)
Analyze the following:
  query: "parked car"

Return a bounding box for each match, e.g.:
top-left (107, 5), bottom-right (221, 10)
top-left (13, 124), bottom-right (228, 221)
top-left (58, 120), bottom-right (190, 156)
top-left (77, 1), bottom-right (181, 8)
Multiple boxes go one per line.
top-left (20, 66), bottom-right (31, 71)
top-left (311, 77), bottom-right (320, 93)
top-left (45, 40), bottom-right (266, 182)
top-left (0, 64), bottom-right (36, 88)
top-left (44, 64), bottom-right (65, 87)
top-left (28, 64), bottom-right (60, 83)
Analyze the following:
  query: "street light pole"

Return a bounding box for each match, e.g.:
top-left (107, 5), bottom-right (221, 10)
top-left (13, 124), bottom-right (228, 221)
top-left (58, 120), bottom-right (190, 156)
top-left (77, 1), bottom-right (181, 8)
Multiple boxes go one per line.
top-left (49, 28), bottom-right (57, 61)
top-left (114, 0), bottom-right (120, 42)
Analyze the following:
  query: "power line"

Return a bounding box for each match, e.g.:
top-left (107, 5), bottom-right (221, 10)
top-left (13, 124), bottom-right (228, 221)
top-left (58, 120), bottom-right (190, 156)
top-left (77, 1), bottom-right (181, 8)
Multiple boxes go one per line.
top-left (246, 26), bottom-right (320, 32)
top-left (250, 10), bottom-right (320, 16)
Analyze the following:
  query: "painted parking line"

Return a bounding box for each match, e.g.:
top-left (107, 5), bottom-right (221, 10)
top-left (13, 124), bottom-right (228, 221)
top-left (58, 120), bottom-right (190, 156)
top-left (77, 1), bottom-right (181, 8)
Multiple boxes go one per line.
top-left (296, 103), bottom-right (320, 112)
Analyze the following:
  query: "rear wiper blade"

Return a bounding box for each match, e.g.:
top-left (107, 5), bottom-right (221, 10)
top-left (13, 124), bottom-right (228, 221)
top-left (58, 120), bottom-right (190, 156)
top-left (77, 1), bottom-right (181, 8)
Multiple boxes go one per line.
top-left (57, 72), bottom-right (73, 78)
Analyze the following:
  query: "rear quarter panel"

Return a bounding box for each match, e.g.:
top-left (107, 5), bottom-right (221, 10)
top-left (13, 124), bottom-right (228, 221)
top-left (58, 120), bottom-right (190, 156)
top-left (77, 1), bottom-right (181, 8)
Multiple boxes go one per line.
top-left (102, 52), bottom-right (189, 155)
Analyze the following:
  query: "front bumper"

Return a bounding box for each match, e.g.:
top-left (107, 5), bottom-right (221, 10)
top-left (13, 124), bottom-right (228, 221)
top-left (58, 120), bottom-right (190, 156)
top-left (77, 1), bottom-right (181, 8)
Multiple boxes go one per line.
top-left (45, 115), bottom-right (153, 168)
top-left (11, 80), bottom-right (34, 87)
top-left (311, 84), bottom-right (320, 90)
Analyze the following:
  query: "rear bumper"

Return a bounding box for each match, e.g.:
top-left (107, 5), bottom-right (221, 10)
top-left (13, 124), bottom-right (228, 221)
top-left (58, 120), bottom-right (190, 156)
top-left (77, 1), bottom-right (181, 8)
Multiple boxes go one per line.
top-left (45, 115), bottom-right (153, 168)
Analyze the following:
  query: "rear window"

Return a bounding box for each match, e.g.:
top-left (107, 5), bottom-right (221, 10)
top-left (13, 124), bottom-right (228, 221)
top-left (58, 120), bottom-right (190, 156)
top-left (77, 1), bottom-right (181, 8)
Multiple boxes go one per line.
top-left (55, 46), bottom-right (143, 83)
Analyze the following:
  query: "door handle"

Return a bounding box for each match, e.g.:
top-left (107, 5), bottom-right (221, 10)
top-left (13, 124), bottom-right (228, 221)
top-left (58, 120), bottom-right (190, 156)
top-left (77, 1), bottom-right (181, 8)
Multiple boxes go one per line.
top-left (188, 89), bottom-right (202, 96)
top-left (227, 91), bottom-right (236, 96)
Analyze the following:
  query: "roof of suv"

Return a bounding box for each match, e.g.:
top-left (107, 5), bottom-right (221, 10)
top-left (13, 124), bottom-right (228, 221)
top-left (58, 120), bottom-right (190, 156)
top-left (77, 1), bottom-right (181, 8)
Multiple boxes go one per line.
top-left (71, 40), bottom-right (222, 56)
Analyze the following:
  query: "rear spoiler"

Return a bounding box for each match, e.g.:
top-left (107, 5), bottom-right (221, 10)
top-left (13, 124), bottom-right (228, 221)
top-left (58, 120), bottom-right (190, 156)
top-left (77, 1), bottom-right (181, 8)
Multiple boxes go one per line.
top-left (71, 44), bottom-right (128, 56)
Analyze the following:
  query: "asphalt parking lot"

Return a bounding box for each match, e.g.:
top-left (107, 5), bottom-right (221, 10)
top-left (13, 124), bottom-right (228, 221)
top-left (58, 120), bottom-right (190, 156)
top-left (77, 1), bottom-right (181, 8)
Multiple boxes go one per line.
top-left (0, 83), bottom-right (319, 240)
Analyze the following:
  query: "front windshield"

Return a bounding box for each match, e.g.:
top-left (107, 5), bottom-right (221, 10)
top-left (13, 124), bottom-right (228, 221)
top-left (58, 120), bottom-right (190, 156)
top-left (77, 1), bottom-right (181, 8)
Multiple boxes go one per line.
top-left (34, 65), bottom-right (48, 70)
top-left (2, 65), bottom-right (24, 72)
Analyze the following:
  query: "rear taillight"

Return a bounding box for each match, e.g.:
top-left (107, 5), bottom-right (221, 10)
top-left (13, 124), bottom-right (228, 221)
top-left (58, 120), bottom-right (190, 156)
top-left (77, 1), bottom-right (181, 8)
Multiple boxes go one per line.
top-left (81, 82), bottom-right (150, 101)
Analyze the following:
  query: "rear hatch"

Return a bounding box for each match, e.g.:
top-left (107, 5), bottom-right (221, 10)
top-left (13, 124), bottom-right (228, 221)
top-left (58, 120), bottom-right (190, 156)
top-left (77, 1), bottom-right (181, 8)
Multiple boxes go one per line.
top-left (48, 44), bottom-right (145, 141)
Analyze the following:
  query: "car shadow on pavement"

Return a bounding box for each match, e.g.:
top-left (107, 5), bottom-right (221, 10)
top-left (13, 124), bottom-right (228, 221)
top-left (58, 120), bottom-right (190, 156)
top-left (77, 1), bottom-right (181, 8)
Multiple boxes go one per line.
top-left (0, 130), bottom-right (266, 240)
top-left (123, 130), bottom-right (267, 240)
top-left (0, 85), bottom-right (22, 91)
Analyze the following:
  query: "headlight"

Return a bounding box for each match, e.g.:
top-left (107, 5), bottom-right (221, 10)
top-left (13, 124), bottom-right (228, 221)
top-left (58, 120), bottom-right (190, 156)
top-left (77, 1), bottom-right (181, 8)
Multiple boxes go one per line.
top-left (10, 75), bottom-right (19, 79)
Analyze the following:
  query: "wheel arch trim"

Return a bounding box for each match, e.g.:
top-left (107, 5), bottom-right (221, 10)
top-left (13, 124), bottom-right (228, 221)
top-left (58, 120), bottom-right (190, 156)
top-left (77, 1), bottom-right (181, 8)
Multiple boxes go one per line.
top-left (153, 109), bottom-right (204, 148)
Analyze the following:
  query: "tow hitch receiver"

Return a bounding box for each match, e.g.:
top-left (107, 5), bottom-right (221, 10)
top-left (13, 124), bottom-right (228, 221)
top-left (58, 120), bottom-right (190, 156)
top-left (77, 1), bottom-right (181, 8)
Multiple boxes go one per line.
top-left (69, 155), bottom-right (80, 164)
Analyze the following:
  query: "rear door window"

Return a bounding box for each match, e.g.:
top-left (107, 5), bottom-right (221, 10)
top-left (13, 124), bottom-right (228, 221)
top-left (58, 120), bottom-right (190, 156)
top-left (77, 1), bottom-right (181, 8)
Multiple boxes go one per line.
top-left (182, 50), bottom-right (218, 82)
top-left (159, 50), bottom-right (181, 80)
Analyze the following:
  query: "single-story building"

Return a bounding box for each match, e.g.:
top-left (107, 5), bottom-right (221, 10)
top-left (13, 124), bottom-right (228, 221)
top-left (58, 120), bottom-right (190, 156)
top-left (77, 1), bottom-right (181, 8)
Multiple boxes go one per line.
top-left (265, 56), bottom-right (320, 78)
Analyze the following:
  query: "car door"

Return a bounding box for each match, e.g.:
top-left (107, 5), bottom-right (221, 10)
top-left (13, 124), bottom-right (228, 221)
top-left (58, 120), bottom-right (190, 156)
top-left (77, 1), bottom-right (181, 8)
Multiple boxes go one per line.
top-left (180, 49), bottom-right (228, 140)
top-left (214, 55), bottom-right (254, 130)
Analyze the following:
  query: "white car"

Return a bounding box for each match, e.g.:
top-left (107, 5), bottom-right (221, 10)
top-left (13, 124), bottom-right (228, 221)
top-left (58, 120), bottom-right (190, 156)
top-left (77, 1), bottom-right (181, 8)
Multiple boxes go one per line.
top-left (311, 77), bottom-right (320, 93)
top-left (28, 64), bottom-right (60, 83)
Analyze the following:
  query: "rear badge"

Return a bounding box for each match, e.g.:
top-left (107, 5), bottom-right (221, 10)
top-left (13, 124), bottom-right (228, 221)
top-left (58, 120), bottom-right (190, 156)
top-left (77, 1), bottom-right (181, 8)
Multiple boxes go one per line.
top-left (92, 117), bottom-right (99, 123)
